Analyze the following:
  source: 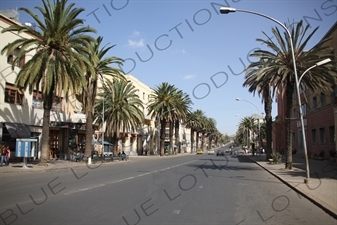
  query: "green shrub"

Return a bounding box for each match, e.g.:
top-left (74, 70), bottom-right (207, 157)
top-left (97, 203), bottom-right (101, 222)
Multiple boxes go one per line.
top-left (271, 152), bottom-right (282, 164)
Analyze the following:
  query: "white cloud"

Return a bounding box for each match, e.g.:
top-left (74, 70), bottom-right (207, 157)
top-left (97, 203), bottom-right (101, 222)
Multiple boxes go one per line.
top-left (132, 31), bottom-right (140, 36)
top-left (128, 38), bottom-right (145, 48)
top-left (183, 74), bottom-right (196, 80)
top-left (169, 49), bottom-right (187, 54)
top-left (181, 49), bottom-right (187, 54)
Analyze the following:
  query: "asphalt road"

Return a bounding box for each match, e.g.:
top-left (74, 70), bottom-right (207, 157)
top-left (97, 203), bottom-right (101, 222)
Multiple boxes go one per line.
top-left (0, 147), bottom-right (336, 225)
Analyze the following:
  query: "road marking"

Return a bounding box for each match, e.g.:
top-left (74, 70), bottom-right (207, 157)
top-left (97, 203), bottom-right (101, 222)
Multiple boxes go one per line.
top-left (64, 184), bottom-right (106, 195)
top-left (63, 160), bottom-right (197, 196)
top-left (172, 209), bottom-right (180, 214)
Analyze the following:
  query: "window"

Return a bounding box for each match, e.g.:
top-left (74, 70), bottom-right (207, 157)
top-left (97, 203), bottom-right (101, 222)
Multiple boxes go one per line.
top-left (7, 47), bottom-right (25, 68)
top-left (312, 96), bottom-right (317, 111)
top-left (311, 129), bottom-right (316, 143)
top-left (329, 126), bottom-right (335, 144)
top-left (32, 90), bottom-right (43, 109)
top-left (4, 83), bottom-right (23, 105)
top-left (51, 97), bottom-right (63, 112)
top-left (301, 103), bottom-right (306, 116)
top-left (292, 132), bottom-right (296, 144)
top-left (319, 127), bottom-right (325, 144)
top-left (320, 93), bottom-right (326, 108)
top-left (143, 92), bottom-right (145, 100)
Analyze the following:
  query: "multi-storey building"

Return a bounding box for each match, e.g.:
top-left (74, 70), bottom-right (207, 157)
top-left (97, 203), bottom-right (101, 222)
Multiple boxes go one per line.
top-left (0, 10), bottom-right (87, 160)
top-left (273, 22), bottom-right (337, 159)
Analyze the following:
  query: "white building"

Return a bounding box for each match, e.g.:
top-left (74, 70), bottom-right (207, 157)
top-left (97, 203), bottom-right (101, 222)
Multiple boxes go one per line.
top-left (0, 10), bottom-right (86, 160)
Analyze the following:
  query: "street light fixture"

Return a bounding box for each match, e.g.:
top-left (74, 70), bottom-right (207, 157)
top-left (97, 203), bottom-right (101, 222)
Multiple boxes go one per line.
top-left (221, 7), bottom-right (310, 183)
top-left (298, 58), bottom-right (332, 84)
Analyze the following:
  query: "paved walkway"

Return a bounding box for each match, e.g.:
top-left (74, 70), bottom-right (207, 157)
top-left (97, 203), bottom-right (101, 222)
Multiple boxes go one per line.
top-left (248, 154), bottom-right (337, 219)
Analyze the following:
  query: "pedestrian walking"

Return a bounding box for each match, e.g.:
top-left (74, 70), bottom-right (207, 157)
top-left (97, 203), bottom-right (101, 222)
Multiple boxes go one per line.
top-left (5, 146), bottom-right (11, 166)
top-left (1, 145), bottom-right (7, 167)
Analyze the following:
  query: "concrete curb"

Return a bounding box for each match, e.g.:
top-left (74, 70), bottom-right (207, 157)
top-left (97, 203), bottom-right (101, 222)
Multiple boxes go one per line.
top-left (246, 156), bottom-right (337, 219)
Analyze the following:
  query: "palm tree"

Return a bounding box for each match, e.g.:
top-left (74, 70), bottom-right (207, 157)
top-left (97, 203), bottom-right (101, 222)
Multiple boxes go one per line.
top-left (239, 116), bottom-right (255, 152)
top-left (185, 111), bottom-right (202, 153)
top-left (204, 118), bottom-right (216, 149)
top-left (81, 36), bottom-right (124, 160)
top-left (95, 79), bottom-right (144, 156)
top-left (147, 82), bottom-right (178, 156)
top-left (1, 0), bottom-right (96, 166)
top-left (173, 90), bottom-right (192, 154)
top-left (248, 20), bottom-right (336, 169)
top-left (244, 59), bottom-right (276, 160)
top-left (193, 110), bottom-right (207, 151)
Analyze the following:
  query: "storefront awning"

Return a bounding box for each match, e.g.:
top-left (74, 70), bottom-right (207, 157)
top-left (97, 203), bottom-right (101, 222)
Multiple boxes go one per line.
top-left (4, 122), bottom-right (31, 138)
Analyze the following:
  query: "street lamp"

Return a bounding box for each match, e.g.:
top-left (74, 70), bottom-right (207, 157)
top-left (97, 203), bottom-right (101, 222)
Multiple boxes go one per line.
top-left (221, 7), bottom-right (309, 183)
top-left (298, 58), bottom-right (332, 84)
top-left (236, 98), bottom-right (261, 155)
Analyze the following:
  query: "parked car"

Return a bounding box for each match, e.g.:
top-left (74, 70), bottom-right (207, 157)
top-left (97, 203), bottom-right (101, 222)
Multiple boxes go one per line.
top-left (217, 149), bottom-right (225, 156)
top-left (208, 149), bottom-right (215, 155)
top-left (196, 149), bottom-right (203, 154)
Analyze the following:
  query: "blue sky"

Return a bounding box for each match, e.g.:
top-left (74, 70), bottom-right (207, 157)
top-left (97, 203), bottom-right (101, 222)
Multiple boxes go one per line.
top-left (1, 0), bottom-right (336, 135)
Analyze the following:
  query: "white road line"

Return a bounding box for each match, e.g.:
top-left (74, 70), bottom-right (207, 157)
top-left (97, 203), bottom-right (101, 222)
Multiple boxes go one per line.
top-left (63, 160), bottom-right (197, 196)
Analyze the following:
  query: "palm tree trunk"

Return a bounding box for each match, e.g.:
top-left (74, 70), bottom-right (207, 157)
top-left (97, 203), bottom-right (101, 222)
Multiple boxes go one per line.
top-left (84, 78), bottom-right (97, 161)
top-left (190, 129), bottom-right (195, 154)
top-left (84, 101), bottom-right (93, 161)
top-left (264, 88), bottom-right (273, 160)
top-left (113, 133), bottom-right (119, 156)
top-left (39, 93), bottom-right (53, 166)
top-left (174, 120), bottom-right (179, 153)
top-left (169, 121), bottom-right (174, 155)
top-left (285, 80), bottom-right (294, 169)
top-left (160, 119), bottom-right (166, 156)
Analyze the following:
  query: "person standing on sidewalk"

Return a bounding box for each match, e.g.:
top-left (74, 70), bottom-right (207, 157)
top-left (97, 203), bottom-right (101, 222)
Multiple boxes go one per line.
top-left (5, 146), bottom-right (11, 166)
top-left (1, 145), bottom-right (6, 167)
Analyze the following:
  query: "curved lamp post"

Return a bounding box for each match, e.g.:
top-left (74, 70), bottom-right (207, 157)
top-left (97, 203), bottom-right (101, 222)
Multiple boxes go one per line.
top-left (236, 98), bottom-right (261, 154)
top-left (220, 6), bottom-right (307, 182)
top-left (221, 7), bottom-right (332, 183)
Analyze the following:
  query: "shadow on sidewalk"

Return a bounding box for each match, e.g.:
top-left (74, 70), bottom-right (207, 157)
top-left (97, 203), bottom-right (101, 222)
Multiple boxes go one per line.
top-left (250, 155), bottom-right (337, 181)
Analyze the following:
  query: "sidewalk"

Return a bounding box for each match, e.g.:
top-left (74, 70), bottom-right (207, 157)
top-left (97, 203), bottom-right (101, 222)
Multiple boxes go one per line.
top-left (0, 152), bottom-right (193, 173)
top-left (248, 154), bottom-right (337, 219)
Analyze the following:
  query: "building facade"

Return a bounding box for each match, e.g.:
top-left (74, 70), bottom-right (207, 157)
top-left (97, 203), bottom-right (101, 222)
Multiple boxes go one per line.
top-left (0, 10), bottom-right (86, 160)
